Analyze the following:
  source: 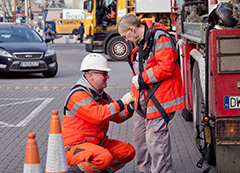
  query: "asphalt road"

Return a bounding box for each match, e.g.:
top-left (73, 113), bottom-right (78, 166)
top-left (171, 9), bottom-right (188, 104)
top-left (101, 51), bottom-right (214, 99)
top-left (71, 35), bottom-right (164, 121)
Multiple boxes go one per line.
top-left (0, 43), bottom-right (216, 173)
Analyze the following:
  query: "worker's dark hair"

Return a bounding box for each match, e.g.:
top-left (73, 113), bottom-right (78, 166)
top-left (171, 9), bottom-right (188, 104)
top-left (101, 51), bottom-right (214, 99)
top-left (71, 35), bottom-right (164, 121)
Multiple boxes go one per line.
top-left (117, 14), bottom-right (142, 32)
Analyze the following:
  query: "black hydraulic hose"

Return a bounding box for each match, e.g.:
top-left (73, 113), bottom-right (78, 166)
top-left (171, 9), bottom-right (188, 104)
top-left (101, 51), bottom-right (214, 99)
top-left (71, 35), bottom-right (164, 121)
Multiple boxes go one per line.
top-left (181, 1), bottom-right (205, 34)
top-left (204, 24), bottom-right (213, 118)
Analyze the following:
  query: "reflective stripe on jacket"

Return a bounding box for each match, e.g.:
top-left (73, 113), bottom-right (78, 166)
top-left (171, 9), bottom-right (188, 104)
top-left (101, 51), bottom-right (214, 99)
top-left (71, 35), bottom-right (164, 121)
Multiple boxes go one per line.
top-left (62, 76), bottom-right (134, 146)
top-left (128, 20), bottom-right (185, 119)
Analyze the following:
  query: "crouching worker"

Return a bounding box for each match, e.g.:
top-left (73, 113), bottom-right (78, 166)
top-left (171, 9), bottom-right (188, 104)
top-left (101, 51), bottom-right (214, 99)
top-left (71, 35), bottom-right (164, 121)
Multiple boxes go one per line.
top-left (62, 53), bottom-right (136, 173)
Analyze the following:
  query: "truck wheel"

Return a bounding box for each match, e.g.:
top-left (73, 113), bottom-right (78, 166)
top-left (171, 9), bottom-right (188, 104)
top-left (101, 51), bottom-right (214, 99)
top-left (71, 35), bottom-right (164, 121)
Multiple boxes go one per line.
top-left (192, 62), bottom-right (216, 166)
top-left (107, 36), bottom-right (132, 61)
top-left (192, 62), bottom-right (206, 153)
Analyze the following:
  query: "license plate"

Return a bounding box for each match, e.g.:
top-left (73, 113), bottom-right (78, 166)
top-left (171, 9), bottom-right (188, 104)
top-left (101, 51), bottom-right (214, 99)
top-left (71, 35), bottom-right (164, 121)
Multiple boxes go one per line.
top-left (224, 96), bottom-right (240, 109)
top-left (20, 61), bottom-right (39, 67)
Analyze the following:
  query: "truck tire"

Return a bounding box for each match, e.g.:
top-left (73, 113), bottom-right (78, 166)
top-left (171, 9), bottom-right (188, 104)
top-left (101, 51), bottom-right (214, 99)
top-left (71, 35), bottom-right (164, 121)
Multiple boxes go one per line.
top-left (107, 36), bottom-right (133, 61)
top-left (192, 62), bottom-right (216, 166)
top-left (192, 62), bottom-right (206, 153)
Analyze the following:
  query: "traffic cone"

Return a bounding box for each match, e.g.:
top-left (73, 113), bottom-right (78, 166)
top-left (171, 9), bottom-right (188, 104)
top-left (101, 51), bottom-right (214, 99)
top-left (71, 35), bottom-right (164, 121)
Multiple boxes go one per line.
top-left (23, 133), bottom-right (42, 173)
top-left (45, 110), bottom-right (68, 173)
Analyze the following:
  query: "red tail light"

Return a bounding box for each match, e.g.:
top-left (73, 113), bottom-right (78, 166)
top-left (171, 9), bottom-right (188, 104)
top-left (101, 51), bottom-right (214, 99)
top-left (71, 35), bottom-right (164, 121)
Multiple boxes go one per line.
top-left (204, 116), bottom-right (209, 122)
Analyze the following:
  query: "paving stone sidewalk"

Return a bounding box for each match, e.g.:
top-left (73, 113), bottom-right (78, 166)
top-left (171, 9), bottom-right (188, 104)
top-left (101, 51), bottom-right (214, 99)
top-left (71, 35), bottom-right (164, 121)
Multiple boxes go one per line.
top-left (0, 48), bottom-right (217, 173)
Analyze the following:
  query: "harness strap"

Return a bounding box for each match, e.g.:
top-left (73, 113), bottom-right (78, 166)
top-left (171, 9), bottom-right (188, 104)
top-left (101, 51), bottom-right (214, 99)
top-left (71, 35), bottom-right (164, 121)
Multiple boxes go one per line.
top-left (139, 44), bottom-right (144, 73)
top-left (63, 84), bottom-right (90, 115)
top-left (144, 81), bottom-right (162, 107)
top-left (149, 94), bottom-right (169, 124)
top-left (136, 110), bottom-right (146, 119)
top-left (145, 82), bottom-right (169, 124)
top-left (137, 25), bottom-right (174, 124)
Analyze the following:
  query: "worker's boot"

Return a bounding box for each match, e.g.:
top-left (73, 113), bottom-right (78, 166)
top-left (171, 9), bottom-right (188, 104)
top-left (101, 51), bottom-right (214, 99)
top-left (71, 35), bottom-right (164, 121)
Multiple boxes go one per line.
top-left (68, 165), bottom-right (83, 173)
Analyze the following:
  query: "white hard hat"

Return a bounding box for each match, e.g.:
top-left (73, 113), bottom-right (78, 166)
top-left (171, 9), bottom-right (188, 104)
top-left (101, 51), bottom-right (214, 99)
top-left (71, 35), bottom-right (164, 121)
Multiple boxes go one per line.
top-left (80, 53), bottom-right (112, 71)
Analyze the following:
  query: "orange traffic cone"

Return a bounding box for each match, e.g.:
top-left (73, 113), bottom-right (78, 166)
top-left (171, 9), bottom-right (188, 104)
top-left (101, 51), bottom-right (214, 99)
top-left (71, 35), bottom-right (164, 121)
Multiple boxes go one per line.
top-left (23, 133), bottom-right (42, 173)
top-left (45, 110), bottom-right (68, 173)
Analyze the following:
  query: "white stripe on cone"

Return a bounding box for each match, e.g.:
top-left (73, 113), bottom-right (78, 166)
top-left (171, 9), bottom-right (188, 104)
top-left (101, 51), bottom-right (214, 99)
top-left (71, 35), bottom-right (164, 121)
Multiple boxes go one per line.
top-left (24, 164), bottom-right (42, 173)
top-left (45, 134), bottom-right (68, 172)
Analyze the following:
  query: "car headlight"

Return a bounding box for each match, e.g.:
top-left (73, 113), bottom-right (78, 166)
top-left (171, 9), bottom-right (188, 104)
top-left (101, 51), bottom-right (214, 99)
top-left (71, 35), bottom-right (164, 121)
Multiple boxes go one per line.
top-left (45, 48), bottom-right (55, 57)
top-left (0, 49), bottom-right (12, 57)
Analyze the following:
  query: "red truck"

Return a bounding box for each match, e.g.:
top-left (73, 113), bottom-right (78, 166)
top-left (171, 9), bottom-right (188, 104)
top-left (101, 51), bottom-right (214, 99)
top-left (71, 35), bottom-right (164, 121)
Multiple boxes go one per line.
top-left (172, 0), bottom-right (240, 172)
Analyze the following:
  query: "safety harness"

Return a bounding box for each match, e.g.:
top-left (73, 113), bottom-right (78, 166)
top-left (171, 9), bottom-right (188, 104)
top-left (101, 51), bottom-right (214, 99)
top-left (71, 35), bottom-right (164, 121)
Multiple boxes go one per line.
top-left (64, 84), bottom-right (108, 115)
top-left (64, 84), bottom-right (87, 115)
top-left (137, 24), bottom-right (176, 124)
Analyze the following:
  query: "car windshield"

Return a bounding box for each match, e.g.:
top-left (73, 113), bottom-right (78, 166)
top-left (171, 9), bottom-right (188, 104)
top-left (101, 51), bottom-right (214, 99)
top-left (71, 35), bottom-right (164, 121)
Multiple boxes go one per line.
top-left (0, 28), bottom-right (43, 42)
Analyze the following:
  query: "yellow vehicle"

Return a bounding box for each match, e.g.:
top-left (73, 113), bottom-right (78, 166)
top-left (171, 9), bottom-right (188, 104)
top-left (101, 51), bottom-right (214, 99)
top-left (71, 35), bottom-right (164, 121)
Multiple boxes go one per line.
top-left (84, 0), bottom-right (173, 61)
top-left (45, 19), bottom-right (85, 35)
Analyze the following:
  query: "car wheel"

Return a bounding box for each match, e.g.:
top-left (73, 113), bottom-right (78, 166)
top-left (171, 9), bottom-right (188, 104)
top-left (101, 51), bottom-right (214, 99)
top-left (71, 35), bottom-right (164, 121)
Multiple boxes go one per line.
top-left (107, 36), bottom-right (133, 61)
top-left (42, 62), bottom-right (58, 78)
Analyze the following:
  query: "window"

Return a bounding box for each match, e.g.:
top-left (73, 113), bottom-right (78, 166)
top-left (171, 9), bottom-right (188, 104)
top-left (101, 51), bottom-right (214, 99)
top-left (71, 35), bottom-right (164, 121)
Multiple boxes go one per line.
top-left (0, 29), bottom-right (42, 42)
top-left (34, 0), bottom-right (43, 3)
top-left (84, 0), bottom-right (93, 12)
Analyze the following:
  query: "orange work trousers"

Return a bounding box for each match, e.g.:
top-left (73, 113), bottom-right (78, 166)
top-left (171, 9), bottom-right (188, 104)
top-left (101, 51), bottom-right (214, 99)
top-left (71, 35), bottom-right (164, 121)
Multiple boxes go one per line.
top-left (65, 139), bottom-right (135, 173)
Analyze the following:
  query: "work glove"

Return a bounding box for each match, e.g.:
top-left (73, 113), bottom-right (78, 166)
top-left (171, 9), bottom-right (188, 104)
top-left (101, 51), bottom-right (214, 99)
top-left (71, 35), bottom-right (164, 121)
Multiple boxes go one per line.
top-left (132, 75), bottom-right (139, 90)
top-left (121, 92), bottom-right (135, 106)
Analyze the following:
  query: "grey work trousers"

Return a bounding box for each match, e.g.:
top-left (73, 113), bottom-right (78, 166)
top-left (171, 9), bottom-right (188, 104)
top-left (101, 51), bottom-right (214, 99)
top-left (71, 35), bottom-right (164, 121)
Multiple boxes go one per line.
top-left (132, 111), bottom-right (175, 173)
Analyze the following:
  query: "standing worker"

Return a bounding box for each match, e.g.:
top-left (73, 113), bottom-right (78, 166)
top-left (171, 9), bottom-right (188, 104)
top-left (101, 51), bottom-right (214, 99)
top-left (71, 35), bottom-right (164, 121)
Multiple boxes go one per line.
top-left (46, 26), bottom-right (55, 43)
top-left (72, 27), bottom-right (79, 44)
top-left (78, 22), bottom-right (85, 43)
top-left (102, 0), bottom-right (117, 32)
top-left (62, 53), bottom-right (136, 173)
top-left (118, 14), bottom-right (185, 173)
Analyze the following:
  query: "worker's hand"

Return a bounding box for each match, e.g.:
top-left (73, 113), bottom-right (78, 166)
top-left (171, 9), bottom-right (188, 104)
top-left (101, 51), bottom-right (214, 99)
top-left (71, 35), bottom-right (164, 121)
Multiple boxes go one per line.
top-left (132, 75), bottom-right (139, 90)
top-left (121, 92), bottom-right (135, 106)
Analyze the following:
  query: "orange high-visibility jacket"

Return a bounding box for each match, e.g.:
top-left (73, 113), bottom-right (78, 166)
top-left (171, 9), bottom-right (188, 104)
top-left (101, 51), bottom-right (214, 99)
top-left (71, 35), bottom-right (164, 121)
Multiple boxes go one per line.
top-left (62, 76), bottom-right (134, 146)
top-left (128, 20), bottom-right (185, 119)
top-left (107, 0), bottom-right (117, 19)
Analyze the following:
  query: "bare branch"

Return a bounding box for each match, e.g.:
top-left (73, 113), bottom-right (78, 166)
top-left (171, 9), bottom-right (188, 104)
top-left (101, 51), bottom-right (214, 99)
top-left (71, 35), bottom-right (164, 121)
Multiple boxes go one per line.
top-left (6, 0), bottom-right (13, 18)
top-left (0, 0), bottom-right (13, 18)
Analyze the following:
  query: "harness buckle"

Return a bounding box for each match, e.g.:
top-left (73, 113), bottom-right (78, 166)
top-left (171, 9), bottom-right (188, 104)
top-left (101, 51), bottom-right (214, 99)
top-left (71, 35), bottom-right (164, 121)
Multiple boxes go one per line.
top-left (142, 104), bottom-right (147, 110)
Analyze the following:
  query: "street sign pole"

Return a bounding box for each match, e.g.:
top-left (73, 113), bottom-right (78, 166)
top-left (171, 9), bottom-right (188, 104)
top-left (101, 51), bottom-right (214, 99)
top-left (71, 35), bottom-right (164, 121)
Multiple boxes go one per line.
top-left (14, 0), bottom-right (16, 22)
top-left (42, 0), bottom-right (45, 38)
top-left (3, 0), bottom-right (5, 22)
top-left (25, 0), bottom-right (28, 24)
